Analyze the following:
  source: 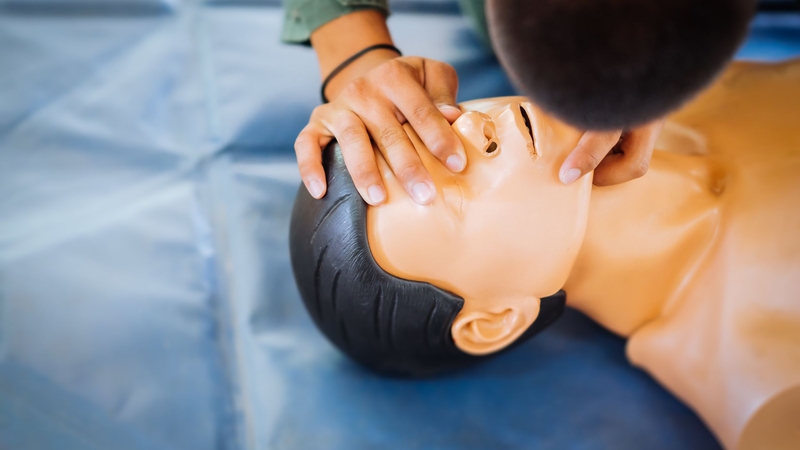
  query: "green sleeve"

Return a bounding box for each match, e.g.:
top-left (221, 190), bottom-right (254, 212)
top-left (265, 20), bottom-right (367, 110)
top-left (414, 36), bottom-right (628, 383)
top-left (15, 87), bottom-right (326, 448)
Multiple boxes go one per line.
top-left (281, 0), bottom-right (390, 45)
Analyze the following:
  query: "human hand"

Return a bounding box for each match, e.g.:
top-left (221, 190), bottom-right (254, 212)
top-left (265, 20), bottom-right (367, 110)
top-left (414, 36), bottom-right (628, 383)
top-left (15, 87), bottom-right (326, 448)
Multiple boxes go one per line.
top-left (559, 118), bottom-right (665, 186)
top-left (295, 56), bottom-right (466, 206)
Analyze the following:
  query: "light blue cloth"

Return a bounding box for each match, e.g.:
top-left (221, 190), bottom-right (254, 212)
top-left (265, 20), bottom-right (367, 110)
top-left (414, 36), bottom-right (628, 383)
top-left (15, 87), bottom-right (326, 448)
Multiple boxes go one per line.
top-left (1, 2), bottom-right (798, 449)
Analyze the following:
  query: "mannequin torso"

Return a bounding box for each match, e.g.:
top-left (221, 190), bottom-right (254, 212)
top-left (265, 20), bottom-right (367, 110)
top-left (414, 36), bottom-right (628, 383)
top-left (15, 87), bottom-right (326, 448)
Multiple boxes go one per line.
top-left (566, 60), bottom-right (800, 450)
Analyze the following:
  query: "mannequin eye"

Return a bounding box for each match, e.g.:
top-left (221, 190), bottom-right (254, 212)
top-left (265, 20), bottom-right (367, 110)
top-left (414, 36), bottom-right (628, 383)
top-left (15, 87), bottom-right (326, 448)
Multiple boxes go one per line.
top-left (520, 105), bottom-right (534, 145)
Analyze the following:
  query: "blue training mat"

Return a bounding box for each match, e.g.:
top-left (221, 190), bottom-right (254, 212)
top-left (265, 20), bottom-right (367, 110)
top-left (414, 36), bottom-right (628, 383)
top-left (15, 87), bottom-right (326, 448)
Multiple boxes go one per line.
top-left (1, 2), bottom-right (799, 449)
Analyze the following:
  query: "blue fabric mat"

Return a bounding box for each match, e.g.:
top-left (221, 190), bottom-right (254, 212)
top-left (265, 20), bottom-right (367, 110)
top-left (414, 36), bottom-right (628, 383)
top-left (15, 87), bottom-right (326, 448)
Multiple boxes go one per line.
top-left (1, 2), bottom-right (798, 449)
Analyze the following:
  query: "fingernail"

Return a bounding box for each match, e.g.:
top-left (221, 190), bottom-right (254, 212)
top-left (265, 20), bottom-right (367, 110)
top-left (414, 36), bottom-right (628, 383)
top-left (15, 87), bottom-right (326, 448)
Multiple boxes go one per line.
top-left (309, 180), bottom-right (324, 198)
top-left (368, 185), bottom-right (386, 204)
top-left (437, 105), bottom-right (462, 123)
top-left (445, 154), bottom-right (465, 172)
top-left (438, 105), bottom-right (461, 114)
top-left (412, 182), bottom-right (434, 204)
top-left (560, 168), bottom-right (582, 185)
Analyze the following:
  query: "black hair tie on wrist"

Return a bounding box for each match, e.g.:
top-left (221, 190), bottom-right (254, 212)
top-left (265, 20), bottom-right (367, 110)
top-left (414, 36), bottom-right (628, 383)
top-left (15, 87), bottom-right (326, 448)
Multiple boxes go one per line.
top-left (320, 44), bottom-right (402, 104)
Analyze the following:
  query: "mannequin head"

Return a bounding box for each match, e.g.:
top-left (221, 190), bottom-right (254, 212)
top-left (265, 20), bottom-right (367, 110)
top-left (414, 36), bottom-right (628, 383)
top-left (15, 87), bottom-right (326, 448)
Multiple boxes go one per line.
top-left (290, 98), bottom-right (584, 375)
top-left (368, 98), bottom-right (592, 355)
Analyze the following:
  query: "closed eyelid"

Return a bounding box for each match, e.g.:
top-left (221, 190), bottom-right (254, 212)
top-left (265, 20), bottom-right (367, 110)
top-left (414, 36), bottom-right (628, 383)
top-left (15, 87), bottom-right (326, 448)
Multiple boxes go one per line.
top-left (515, 103), bottom-right (537, 159)
top-left (519, 105), bottom-right (535, 147)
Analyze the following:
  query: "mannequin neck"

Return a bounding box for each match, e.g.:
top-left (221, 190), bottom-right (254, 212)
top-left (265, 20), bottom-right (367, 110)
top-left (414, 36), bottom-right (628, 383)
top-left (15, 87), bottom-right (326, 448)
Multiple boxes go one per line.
top-left (562, 150), bottom-right (725, 336)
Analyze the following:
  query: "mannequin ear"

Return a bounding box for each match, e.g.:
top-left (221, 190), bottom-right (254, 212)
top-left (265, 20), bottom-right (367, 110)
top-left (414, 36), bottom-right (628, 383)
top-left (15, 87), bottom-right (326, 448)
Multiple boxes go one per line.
top-left (451, 298), bottom-right (540, 356)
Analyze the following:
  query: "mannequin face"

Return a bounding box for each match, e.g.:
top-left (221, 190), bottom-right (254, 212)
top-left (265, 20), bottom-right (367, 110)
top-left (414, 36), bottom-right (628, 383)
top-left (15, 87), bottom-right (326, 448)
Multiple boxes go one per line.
top-left (367, 97), bottom-right (593, 355)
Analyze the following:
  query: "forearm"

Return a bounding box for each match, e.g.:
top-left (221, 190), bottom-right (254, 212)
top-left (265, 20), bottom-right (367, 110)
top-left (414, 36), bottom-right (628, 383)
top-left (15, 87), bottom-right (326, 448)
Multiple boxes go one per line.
top-left (311, 10), bottom-right (399, 100)
top-left (281, 0), bottom-right (388, 45)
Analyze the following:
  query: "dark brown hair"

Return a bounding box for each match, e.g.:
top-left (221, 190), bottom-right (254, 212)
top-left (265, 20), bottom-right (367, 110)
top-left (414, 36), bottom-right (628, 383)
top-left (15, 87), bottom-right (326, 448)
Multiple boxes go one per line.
top-left (487, 0), bottom-right (755, 129)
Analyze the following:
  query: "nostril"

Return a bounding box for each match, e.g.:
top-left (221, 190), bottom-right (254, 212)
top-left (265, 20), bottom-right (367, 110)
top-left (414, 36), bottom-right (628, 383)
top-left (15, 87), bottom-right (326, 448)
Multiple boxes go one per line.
top-left (452, 110), bottom-right (498, 156)
top-left (482, 121), bottom-right (498, 156)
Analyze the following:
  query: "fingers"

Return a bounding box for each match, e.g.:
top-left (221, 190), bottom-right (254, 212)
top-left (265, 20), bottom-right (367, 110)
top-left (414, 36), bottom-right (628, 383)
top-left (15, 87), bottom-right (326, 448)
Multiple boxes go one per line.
top-left (593, 119), bottom-right (664, 186)
top-left (320, 109), bottom-right (388, 205)
top-left (382, 59), bottom-right (466, 173)
top-left (559, 130), bottom-right (622, 184)
top-left (294, 57), bottom-right (466, 207)
top-left (339, 73), bottom-right (436, 205)
top-left (559, 119), bottom-right (663, 186)
top-left (295, 123), bottom-right (330, 199)
top-left (295, 104), bottom-right (388, 205)
top-left (355, 101), bottom-right (435, 204)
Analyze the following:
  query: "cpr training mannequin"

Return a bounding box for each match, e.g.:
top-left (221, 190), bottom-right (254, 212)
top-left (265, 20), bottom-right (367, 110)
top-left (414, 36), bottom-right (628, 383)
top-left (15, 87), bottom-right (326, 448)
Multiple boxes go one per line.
top-left (289, 59), bottom-right (800, 450)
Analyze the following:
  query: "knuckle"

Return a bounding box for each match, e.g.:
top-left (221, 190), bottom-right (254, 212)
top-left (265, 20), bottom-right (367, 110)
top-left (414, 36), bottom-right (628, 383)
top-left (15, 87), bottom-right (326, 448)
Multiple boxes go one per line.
top-left (443, 68), bottom-right (458, 87)
top-left (433, 61), bottom-right (457, 81)
top-left (395, 163), bottom-right (423, 183)
top-left (349, 161), bottom-right (377, 181)
top-left (603, 133), bottom-right (622, 148)
top-left (296, 161), bottom-right (315, 176)
top-left (401, 56), bottom-right (422, 68)
top-left (430, 136), bottom-right (457, 156)
top-left (294, 131), bottom-right (309, 146)
top-left (342, 77), bottom-right (369, 98)
top-left (294, 131), bottom-right (315, 152)
top-left (381, 59), bottom-right (407, 78)
top-left (410, 104), bottom-right (435, 124)
top-left (339, 125), bottom-right (365, 146)
top-left (444, 62), bottom-right (457, 77)
top-left (294, 139), bottom-right (308, 154)
top-left (310, 104), bottom-right (325, 115)
top-left (378, 126), bottom-right (406, 150)
top-left (585, 151), bottom-right (602, 170)
top-left (311, 102), bottom-right (333, 117)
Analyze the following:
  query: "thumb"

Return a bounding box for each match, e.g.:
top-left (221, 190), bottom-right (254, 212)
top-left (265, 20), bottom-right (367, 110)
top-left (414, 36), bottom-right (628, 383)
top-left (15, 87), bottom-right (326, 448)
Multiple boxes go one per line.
top-left (559, 130), bottom-right (622, 185)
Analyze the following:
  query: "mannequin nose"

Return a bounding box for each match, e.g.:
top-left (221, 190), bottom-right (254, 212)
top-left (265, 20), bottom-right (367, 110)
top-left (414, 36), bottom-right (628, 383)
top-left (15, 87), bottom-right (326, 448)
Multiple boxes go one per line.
top-left (452, 111), bottom-right (499, 157)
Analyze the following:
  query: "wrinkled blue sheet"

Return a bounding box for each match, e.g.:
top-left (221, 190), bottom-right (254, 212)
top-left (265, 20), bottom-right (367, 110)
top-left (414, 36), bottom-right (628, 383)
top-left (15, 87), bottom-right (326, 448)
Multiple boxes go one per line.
top-left (1, 2), bottom-right (798, 448)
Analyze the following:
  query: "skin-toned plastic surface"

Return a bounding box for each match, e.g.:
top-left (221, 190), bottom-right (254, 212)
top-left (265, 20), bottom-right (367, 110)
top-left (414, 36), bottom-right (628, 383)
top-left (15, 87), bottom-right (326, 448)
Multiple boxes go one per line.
top-left (367, 60), bottom-right (800, 449)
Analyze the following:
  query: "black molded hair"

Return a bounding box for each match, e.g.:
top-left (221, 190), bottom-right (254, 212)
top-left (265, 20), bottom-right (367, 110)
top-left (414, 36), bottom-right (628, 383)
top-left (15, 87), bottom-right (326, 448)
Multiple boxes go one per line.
top-left (487, 0), bottom-right (755, 129)
top-left (289, 143), bottom-right (566, 377)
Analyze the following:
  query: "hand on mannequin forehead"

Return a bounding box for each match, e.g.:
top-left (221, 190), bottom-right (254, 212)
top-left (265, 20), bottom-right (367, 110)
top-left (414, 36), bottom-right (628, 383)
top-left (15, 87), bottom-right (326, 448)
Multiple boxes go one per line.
top-left (293, 10), bottom-right (666, 210)
top-left (367, 60), bottom-right (800, 450)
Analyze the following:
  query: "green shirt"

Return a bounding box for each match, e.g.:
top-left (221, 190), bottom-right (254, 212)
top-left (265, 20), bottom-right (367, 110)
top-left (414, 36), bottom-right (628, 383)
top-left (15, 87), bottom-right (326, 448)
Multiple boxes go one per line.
top-left (281, 0), bottom-right (490, 48)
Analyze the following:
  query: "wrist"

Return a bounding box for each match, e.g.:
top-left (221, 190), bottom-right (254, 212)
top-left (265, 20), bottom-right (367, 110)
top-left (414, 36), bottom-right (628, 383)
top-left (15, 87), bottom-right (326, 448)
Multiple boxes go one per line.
top-left (323, 49), bottom-right (400, 101)
top-left (311, 9), bottom-right (394, 75)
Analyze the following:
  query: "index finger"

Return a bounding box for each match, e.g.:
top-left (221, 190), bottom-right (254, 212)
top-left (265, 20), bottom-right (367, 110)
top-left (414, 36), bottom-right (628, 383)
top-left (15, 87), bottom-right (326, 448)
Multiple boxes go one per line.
top-left (295, 123), bottom-right (331, 199)
top-left (380, 65), bottom-right (466, 173)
